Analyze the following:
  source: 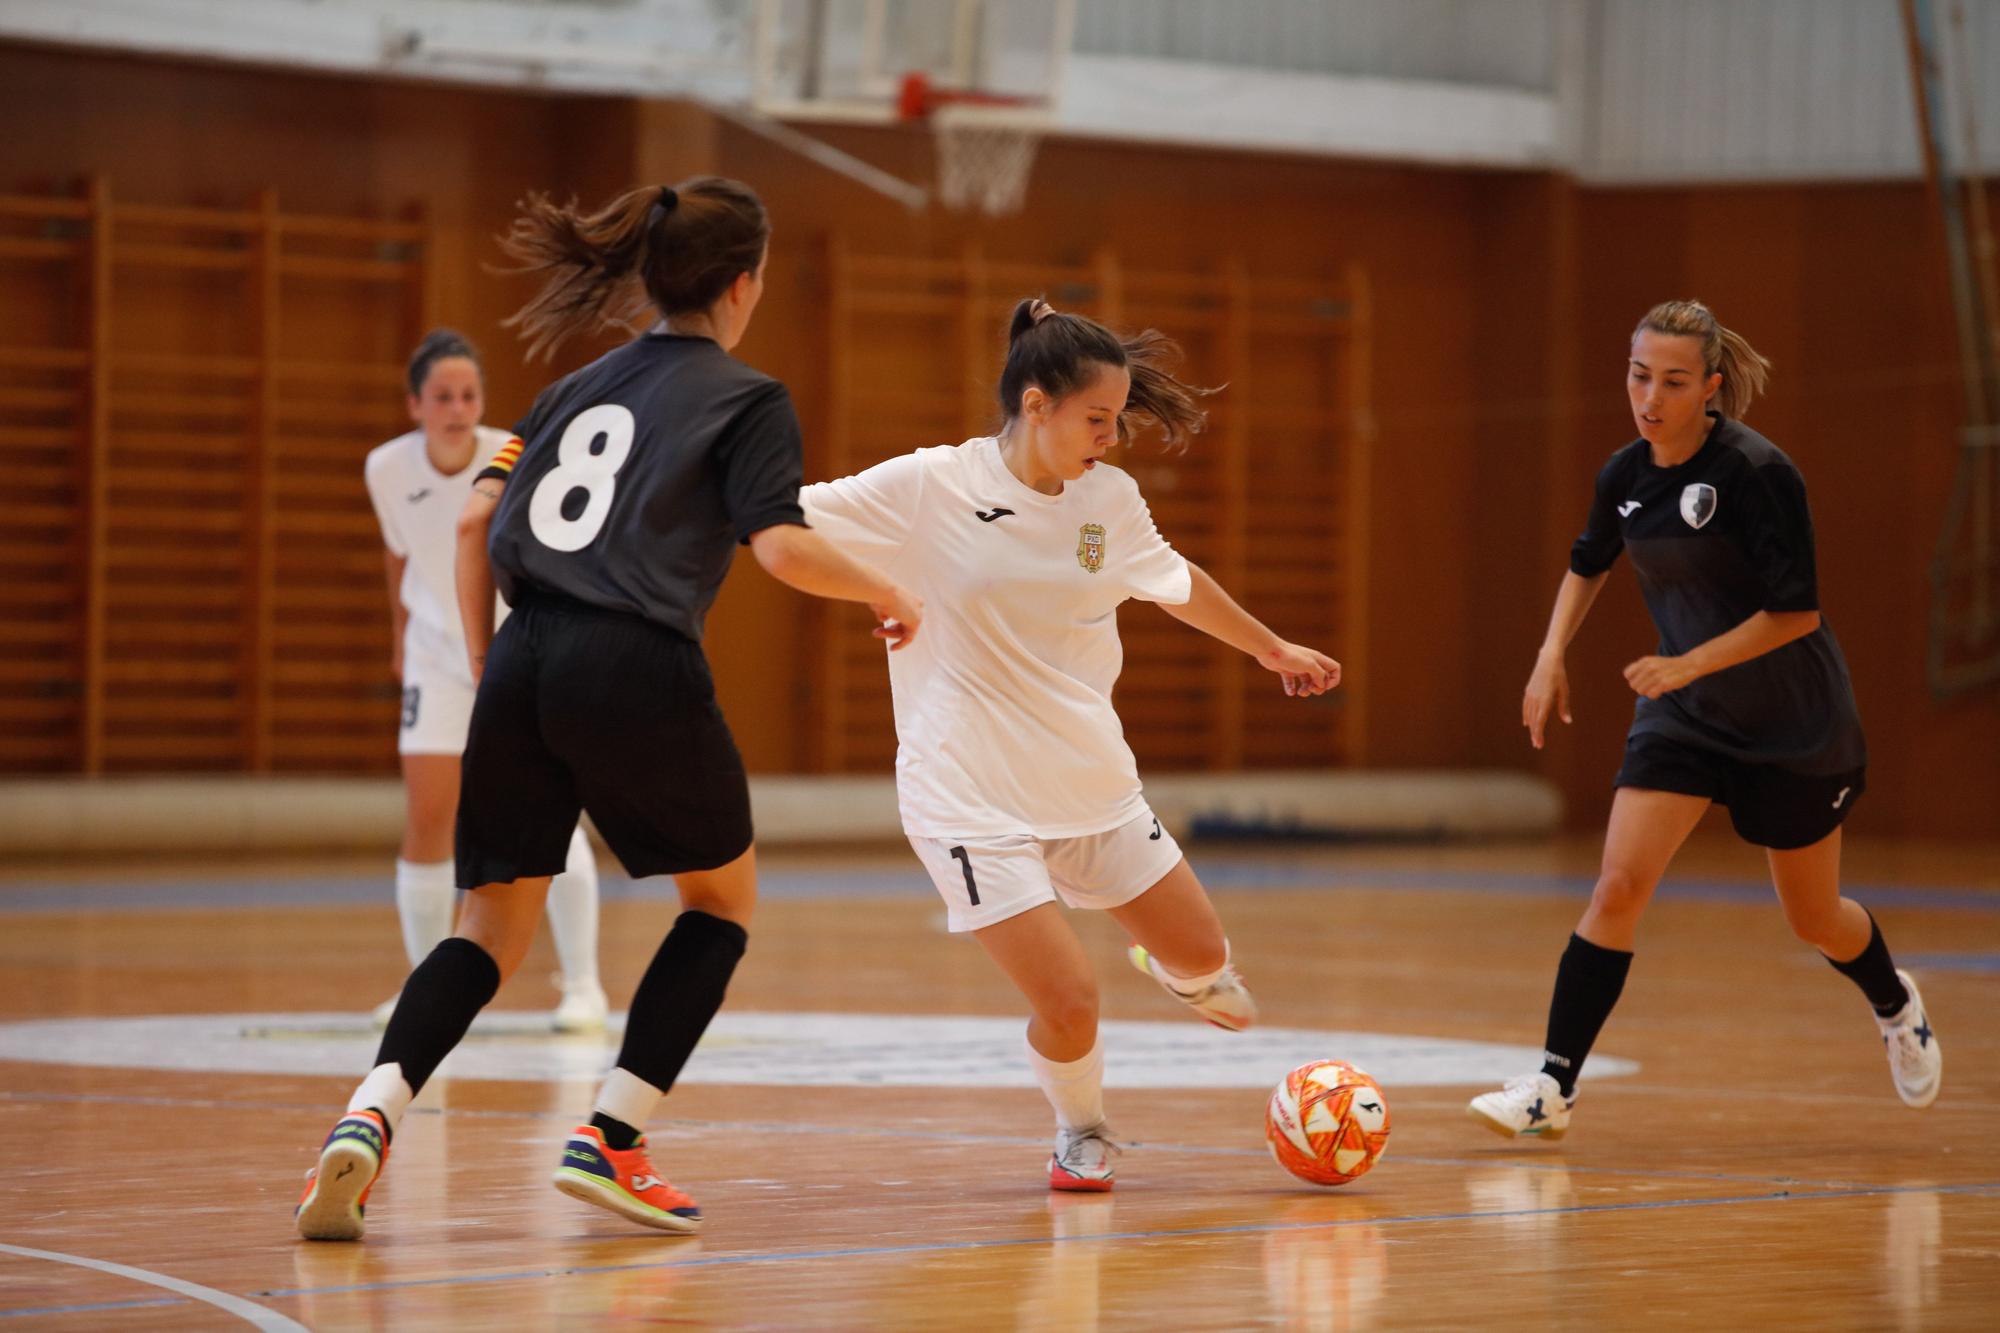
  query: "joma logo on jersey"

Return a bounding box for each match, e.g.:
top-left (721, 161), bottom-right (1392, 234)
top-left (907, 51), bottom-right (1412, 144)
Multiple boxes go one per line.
top-left (1077, 523), bottom-right (1106, 573)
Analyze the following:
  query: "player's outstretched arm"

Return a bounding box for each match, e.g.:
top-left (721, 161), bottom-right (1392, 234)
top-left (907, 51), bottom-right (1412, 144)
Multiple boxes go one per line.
top-left (1524, 570), bottom-right (1607, 749)
top-left (455, 478), bottom-right (504, 682)
top-left (1160, 561), bottom-right (1340, 698)
top-left (748, 522), bottom-right (924, 650)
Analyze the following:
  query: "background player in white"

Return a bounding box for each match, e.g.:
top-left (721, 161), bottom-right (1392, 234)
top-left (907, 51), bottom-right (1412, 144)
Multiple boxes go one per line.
top-left (1467, 300), bottom-right (1942, 1140)
top-left (802, 299), bottom-right (1341, 1191)
top-left (364, 330), bottom-right (607, 1031)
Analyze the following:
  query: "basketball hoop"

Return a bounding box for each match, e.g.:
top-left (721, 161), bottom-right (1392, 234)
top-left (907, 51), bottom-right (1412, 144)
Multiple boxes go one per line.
top-left (899, 72), bottom-right (1046, 216)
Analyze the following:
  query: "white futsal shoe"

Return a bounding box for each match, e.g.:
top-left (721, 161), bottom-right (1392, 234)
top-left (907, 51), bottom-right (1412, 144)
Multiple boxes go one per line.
top-left (1049, 1121), bottom-right (1123, 1192)
top-left (552, 981), bottom-right (610, 1034)
top-left (1126, 945), bottom-right (1258, 1032)
top-left (1876, 969), bottom-right (1942, 1109)
top-left (1467, 1072), bottom-right (1575, 1141)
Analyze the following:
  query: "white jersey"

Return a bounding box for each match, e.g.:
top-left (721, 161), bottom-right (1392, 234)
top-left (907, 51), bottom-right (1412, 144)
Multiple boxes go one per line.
top-left (801, 435), bottom-right (1191, 840)
top-left (363, 425), bottom-right (514, 684)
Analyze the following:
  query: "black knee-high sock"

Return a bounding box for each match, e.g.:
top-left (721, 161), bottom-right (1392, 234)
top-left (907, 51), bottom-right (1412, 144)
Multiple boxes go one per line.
top-left (1824, 911), bottom-right (1910, 1017)
top-left (1540, 933), bottom-right (1633, 1098)
top-left (375, 936), bottom-right (501, 1095)
top-left (596, 910), bottom-right (747, 1149)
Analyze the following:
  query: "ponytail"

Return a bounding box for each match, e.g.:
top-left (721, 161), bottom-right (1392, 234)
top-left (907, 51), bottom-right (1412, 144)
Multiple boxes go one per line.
top-left (1710, 323), bottom-right (1772, 419)
top-left (499, 177), bottom-right (769, 361)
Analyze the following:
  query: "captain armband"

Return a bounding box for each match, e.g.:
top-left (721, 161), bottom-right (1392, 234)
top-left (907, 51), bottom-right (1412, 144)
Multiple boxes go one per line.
top-left (474, 437), bottom-right (525, 485)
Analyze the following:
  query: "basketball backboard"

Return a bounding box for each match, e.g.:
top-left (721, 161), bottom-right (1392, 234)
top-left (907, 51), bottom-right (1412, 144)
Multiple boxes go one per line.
top-left (750, 0), bottom-right (1071, 124)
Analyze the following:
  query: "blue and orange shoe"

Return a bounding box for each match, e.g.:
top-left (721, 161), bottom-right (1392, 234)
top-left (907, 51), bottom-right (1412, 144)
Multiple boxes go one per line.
top-left (295, 1110), bottom-right (390, 1241)
top-left (551, 1126), bottom-right (702, 1234)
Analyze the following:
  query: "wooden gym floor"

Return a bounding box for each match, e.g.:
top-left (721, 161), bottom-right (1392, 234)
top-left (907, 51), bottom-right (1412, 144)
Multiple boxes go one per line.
top-left (1, 832), bottom-right (1995, 1329)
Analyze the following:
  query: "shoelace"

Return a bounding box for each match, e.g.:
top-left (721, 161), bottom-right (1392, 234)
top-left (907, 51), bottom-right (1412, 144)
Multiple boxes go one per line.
top-left (1058, 1126), bottom-right (1124, 1172)
top-left (1883, 1015), bottom-right (1926, 1062)
top-left (621, 1153), bottom-right (694, 1203)
top-left (1501, 1073), bottom-right (1547, 1103)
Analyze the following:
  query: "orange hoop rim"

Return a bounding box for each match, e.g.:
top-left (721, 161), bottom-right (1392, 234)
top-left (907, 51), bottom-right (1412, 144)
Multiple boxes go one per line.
top-left (896, 71), bottom-right (1042, 124)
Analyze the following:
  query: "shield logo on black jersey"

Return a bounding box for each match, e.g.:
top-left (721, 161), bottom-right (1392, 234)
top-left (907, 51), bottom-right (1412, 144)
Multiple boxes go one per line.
top-left (1680, 483), bottom-right (1717, 529)
top-left (1077, 523), bottom-right (1106, 573)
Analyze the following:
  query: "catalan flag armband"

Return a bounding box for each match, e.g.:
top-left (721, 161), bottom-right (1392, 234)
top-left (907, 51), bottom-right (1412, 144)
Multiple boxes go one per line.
top-left (474, 436), bottom-right (524, 485)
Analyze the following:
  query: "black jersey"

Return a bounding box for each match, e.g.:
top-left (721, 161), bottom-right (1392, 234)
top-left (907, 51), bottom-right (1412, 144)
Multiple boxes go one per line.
top-left (487, 334), bottom-right (806, 642)
top-left (1569, 415), bottom-right (1865, 775)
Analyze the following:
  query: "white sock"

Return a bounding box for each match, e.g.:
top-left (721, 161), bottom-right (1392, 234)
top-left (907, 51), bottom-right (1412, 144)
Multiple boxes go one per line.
top-left (545, 826), bottom-right (601, 994)
top-left (346, 1062), bottom-right (415, 1131)
top-left (1150, 939), bottom-right (1231, 995)
top-left (1025, 1033), bottom-right (1105, 1131)
top-left (394, 859), bottom-right (456, 967)
top-left (594, 1067), bottom-right (664, 1132)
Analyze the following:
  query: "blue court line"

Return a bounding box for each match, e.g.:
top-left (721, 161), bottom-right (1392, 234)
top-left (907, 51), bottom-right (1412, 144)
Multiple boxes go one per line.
top-left (0, 1088), bottom-right (1979, 1197)
top-left (0, 1296), bottom-right (186, 1320)
top-left (1899, 951), bottom-right (2000, 974)
top-left (237, 1180), bottom-right (2000, 1304)
top-left (2, 863), bottom-right (1996, 915)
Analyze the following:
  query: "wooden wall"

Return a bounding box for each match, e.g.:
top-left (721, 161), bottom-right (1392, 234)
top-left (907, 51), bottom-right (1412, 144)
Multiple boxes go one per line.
top-left (0, 183), bottom-right (430, 772)
top-left (2, 41), bottom-right (1992, 836)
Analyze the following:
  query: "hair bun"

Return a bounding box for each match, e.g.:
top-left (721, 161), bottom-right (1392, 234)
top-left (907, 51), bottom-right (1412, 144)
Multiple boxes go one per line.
top-left (657, 185), bottom-right (678, 211)
top-left (1008, 296), bottom-right (1059, 344)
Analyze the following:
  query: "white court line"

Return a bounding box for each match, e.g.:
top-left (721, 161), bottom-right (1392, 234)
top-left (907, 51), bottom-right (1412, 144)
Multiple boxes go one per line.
top-left (0, 1242), bottom-right (306, 1332)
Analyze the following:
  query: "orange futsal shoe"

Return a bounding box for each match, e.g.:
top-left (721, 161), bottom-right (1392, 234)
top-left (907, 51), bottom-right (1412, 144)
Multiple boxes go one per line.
top-left (551, 1126), bottom-right (703, 1234)
top-left (296, 1110), bottom-right (390, 1241)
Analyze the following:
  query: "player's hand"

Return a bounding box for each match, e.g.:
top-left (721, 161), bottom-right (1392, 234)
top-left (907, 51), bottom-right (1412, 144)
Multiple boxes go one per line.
top-left (1623, 653), bottom-right (1698, 700)
top-left (1523, 649), bottom-right (1571, 749)
top-left (1261, 642), bottom-right (1340, 697)
top-left (467, 650), bottom-right (485, 686)
top-left (870, 584), bottom-right (924, 651)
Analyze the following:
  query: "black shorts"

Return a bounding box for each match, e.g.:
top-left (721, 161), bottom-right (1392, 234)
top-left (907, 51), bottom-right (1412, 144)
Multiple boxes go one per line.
top-left (455, 585), bottom-right (753, 887)
top-left (1613, 731), bottom-right (1864, 851)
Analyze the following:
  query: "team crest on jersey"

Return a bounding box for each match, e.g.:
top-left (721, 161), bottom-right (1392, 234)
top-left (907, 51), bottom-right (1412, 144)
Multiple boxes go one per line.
top-left (1680, 483), bottom-right (1717, 529)
top-left (1076, 523), bottom-right (1107, 573)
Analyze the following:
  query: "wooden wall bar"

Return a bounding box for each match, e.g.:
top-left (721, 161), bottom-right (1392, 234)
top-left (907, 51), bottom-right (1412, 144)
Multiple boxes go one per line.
top-left (0, 179), bottom-right (429, 773)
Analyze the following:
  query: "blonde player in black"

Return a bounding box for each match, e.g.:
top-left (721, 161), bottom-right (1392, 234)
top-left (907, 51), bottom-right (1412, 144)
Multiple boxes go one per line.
top-left (295, 177), bottom-right (923, 1241)
top-left (1469, 300), bottom-right (1942, 1140)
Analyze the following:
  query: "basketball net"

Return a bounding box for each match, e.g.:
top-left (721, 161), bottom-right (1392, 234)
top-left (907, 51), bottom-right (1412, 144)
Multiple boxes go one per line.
top-left (900, 74), bottom-right (1044, 216)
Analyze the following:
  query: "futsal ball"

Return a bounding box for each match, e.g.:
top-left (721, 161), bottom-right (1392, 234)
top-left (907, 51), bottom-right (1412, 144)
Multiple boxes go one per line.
top-left (1265, 1060), bottom-right (1391, 1186)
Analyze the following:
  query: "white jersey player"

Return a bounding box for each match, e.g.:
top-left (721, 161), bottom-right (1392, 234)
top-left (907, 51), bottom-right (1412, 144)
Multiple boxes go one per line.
top-left (803, 299), bottom-right (1341, 1191)
top-left (363, 329), bottom-right (607, 1031)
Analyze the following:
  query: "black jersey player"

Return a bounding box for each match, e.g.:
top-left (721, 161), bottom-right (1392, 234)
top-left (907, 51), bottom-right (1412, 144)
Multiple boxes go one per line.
top-left (295, 178), bottom-right (923, 1241)
top-left (1468, 299), bottom-right (1941, 1140)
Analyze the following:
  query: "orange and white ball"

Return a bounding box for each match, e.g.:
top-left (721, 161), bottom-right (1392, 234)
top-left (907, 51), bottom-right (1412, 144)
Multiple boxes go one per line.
top-left (1265, 1060), bottom-right (1391, 1186)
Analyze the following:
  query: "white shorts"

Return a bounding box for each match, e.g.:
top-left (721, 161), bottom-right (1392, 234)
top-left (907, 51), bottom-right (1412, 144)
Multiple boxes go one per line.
top-left (398, 640), bottom-right (476, 756)
top-left (909, 807), bottom-right (1185, 933)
